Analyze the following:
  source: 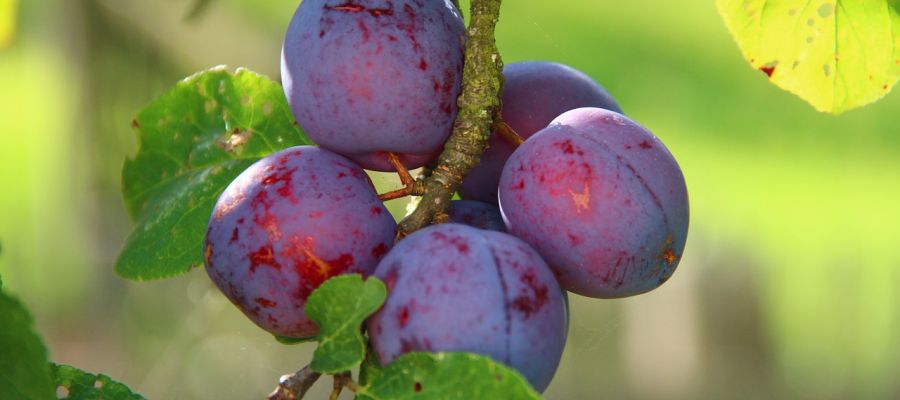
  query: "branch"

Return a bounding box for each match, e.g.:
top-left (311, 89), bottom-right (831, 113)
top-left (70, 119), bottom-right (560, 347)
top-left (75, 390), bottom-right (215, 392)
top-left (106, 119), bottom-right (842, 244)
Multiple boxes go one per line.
top-left (397, 0), bottom-right (504, 236)
top-left (267, 366), bottom-right (322, 400)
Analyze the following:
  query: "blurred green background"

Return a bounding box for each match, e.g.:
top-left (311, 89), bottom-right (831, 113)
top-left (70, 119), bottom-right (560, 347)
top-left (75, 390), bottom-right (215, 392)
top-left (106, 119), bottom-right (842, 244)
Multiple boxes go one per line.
top-left (2, 0), bottom-right (900, 398)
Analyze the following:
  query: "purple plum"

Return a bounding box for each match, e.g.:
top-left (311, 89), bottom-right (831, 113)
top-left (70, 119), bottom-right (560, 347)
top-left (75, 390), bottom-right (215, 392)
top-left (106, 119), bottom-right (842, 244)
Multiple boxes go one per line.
top-left (461, 61), bottom-right (622, 203)
top-left (368, 223), bottom-right (566, 392)
top-left (447, 200), bottom-right (506, 232)
top-left (498, 108), bottom-right (688, 298)
top-left (204, 146), bottom-right (396, 338)
top-left (281, 0), bottom-right (466, 171)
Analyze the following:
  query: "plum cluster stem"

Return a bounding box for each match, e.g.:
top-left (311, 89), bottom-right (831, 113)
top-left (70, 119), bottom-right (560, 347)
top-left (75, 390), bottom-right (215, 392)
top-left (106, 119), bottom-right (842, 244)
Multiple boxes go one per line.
top-left (267, 366), bottom-right (322, 400)
top-left (397, 0), bottom-right (504, 237)
top-left (270, 0), bottom-right (505, 397)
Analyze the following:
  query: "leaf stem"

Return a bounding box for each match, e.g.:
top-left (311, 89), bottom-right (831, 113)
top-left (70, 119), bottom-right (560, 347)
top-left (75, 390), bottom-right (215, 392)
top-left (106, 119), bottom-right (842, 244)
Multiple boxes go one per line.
top-left (329, 372), bottom-right (351, 400)
top-left (338, 373), bottom-right (363, 393)
top-left (397, 0), bottom-right (504, 237)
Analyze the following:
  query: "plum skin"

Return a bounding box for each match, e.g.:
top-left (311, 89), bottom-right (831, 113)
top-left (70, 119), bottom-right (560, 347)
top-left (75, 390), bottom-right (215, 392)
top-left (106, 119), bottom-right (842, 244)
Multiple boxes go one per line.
top-left (461, 61), bottom-right (622, 203)
top-left (281, 0), bottom-right (466, 171)
top-left (367, 223), bottom-right (567, 392)
top-left (498, 108), bottom-right (689, 299)
top-left (204, 146), bottom-right (396, 338)
top-left (447, 200), bottom-right (506, 232)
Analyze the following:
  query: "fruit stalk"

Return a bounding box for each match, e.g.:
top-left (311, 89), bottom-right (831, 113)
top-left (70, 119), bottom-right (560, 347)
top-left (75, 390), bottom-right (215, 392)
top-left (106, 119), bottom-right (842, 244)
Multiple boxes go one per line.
top-left (398, 0), bottom-right (504, 237)
top-left (496, 120), bottom-right (524, 146)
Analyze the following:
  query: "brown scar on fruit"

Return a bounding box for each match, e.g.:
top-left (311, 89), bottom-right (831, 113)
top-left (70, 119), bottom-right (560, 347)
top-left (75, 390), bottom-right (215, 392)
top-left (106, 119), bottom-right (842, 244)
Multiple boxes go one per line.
top-left (645, 236), bottom-right (680, 279)
top-left (301, 247), bottom-right (334, 278)
top-left (659, 236), bottom-right (681, 266)
top-left (250, 245), bottom-right (282, 272)
top-left (568, 184), bottom-right (591, 213)
top-left (329, 3), bottom-right (364, 12)
top-left (662, 247), bottom-right (680, 265)
top-left (255, 298), bottom-right (277, 308)
top-left (204, 244), bottom-right (213, 265)
top-left (325, 2), bottom-right (394, 17)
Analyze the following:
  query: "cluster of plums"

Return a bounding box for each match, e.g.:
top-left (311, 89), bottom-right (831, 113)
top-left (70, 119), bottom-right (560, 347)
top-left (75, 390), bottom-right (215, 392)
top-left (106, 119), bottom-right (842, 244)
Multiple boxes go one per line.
top-left (204, 0), bottom-right (688, 392)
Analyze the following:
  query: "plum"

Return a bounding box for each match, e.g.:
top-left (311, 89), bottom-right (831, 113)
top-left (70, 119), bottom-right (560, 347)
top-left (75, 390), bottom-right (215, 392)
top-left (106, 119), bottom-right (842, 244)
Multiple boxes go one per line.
top-left (367, 224), bottom-right (566, 392)
top-left (447, 200), bottom-right (506, 232)
top-left (461, 61), bottom-right (622, 203)
top-left (498, 108), bottom-right (688, 298)
top-left (281, 0), bottom-right (466, 171)
top-left (204, 146), bottom-right (396, 338)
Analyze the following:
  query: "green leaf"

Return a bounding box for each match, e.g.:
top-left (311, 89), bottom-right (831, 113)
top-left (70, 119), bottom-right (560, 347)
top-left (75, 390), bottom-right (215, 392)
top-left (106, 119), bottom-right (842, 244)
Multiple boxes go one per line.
top-left (356, 352), bottom-right (542, 400)
top-left (0, 292), bottom-right (55, 400)
top-left (51, 364), bottom-right (145, 400)
top-left (117, 66), bottom-right (312, 280)
top-left (305, 275), bottom-right (387, 374)
top-left (717, 0), bottom-right (900, 114)
top-left (274, 334), bottom-right (319, 345)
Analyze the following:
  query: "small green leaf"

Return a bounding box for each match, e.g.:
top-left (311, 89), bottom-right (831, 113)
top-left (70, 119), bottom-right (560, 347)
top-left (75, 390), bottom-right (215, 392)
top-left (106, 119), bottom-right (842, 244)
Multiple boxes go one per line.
top-left (51, 364), bottom-right (145, 400)
top-left (117, 66), bottom-right (312, 280)
top-left (356, 352), bottom-right (541, 400)
top-left (306, 275), bottom-right (387, 374)
top-left (0, 292), bottom-right (55, 400)
top-left (717, 0), bottom-right (900, 114)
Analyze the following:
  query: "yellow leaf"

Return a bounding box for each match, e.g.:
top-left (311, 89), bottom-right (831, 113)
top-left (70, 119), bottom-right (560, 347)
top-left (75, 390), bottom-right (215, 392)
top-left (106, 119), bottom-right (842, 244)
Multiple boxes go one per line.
top-left (0, 0), bottom-right (17, 49)
top-left (718, 0), bottom-right (900, 114)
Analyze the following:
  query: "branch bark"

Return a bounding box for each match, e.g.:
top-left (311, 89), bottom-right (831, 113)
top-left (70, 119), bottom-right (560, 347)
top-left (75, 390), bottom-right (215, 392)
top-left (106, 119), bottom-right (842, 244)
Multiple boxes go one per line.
top-left (397, 0), bottom-right (504, 236)
top-left (267, 366), bottom-right (322, 400)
